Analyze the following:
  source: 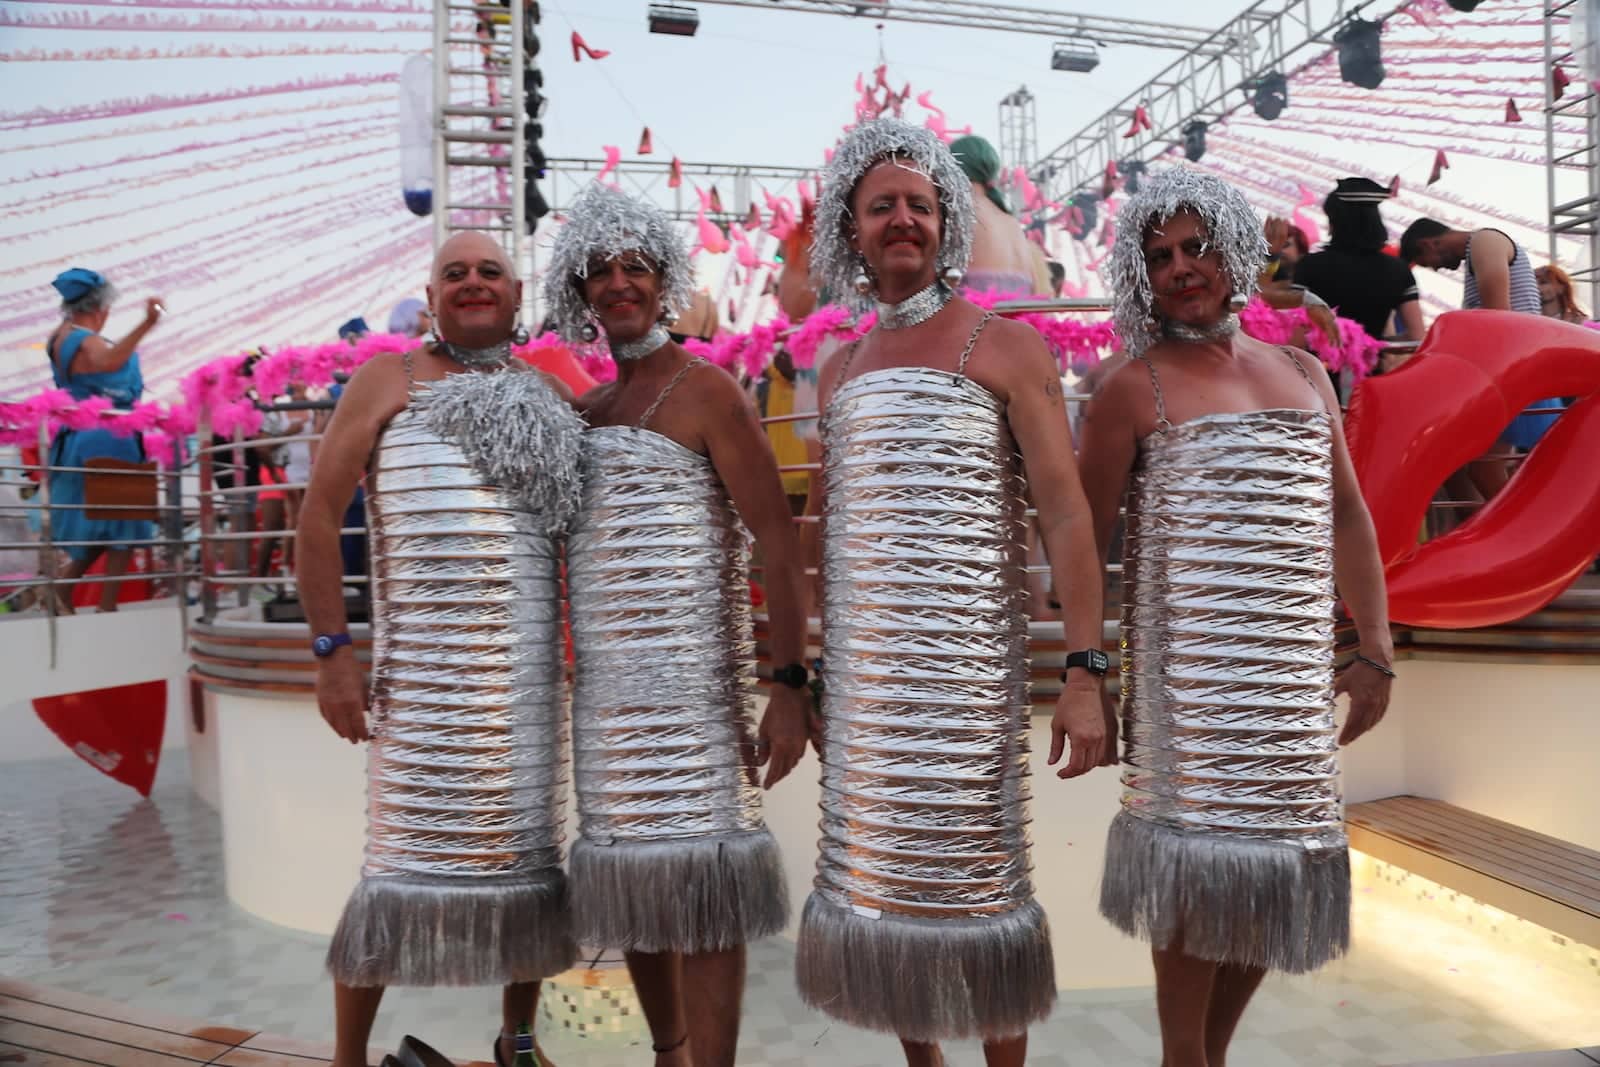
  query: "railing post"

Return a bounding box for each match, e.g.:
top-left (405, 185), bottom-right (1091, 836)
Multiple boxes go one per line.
top-left (36, 420), bottom-right (58, 667)
top-left (197, 406), bottom-right (218, 624)
top-left (231, 426), bottom-right (249, 609)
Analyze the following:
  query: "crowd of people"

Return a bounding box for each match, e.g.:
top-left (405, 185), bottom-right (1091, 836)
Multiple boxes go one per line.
top-left (13, 117), bottom-right (1593, 1067)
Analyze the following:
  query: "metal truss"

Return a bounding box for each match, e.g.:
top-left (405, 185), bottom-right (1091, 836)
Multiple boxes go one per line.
top-left (542, 157), bottom-right (814, 223)
top-left (689, 0), bottom-right (1220, 51)
top-left (1030, 0), bottom-right (1417, 203)
top-left (998, 86), bottom-right (1039, 194)
top-left (1544, 0), bottom-right (1600, 309)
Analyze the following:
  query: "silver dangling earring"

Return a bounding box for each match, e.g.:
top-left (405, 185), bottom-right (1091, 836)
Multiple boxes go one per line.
top-left (1228, 292), bottom-right (1249, 312)
top-left (427, 326), bottom-right (444, 350)
top-left (578, 322), bottom-right (599, 343)
top-left (942, 266), bottom-right (964, 288)
top-left (511, 323), bottom-right (530, 345)
top-left (853, 265), bottom-right (873, 297)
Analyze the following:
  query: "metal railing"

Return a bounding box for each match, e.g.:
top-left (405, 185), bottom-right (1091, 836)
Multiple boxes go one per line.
top-left (3, 336), bottom-right (1561, 644)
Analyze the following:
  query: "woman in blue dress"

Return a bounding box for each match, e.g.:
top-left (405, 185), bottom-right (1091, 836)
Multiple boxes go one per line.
top-left (44, 268), bottom-right (163, 613)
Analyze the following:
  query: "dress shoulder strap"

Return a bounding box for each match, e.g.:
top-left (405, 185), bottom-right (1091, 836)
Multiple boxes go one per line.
top-left (955, 310), bottom-right (997, 375)
top-left (1277, 345), bottom-right (1330, 415)
top-left (638, 357), bottom-right (708, 429)
top-left (1133, 354), bottom-right (1172, 434)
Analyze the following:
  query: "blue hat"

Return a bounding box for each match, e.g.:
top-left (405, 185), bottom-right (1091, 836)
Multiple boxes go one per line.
top-left (52, 267), bottom-right (107, 303)
top-left (338, 316), bottom-right (370, 340)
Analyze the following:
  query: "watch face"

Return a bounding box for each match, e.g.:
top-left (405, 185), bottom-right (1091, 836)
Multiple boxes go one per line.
top-left (1091, 649), bottom-right (1109, 673)
top-left (313, 635), bottom-right (334, 657)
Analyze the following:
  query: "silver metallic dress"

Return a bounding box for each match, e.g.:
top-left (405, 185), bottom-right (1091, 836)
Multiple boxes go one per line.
top-left (796, 334), bottom-right (1054, 1043)
top-left (567, 361), bottom-right (787, 954)
top-left (1101, 354), bottom-right (1348, 974)
top-left (327, 365), bottom-right (581, 987)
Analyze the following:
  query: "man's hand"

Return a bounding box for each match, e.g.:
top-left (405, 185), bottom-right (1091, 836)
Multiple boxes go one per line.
top-left (1307, 303), bottom-right (1341, 347)
top-left (316, 653), bottom-right (370, 743)
top-left (143, 296), bottom-right (166, 325)
top-left (1334, 657), bottom-right (1393, 745)
top-left (1047, 683), bottom-right (1109, 779)
top-left (755, 685), bottom-right (809, 789)
top-left (1263, 215), bottom-right (1291, 254)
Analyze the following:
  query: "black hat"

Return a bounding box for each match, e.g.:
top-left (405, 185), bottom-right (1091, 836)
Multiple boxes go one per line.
top-left (1332, 177), bottom-right (1389, 204)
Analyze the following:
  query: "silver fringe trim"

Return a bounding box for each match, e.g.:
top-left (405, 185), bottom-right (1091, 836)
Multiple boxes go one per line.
top-left (794, 893), bottom-right (1056, 1043)
top-left (420, 369), bottom-right (585, 534)
top-left (326, 872), bottom-right (577, 987)
top-left (1098, 810), bottom-right (1350, 974)
top-left (568, 830), bottom-right (788, 954)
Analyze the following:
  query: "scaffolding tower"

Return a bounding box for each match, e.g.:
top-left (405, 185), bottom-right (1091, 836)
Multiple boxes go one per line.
top-left (1546, 0), bottom-right (1600, 310)
top-left (998, 87), bottom-right (1038, 208)
top-left (432, 0), bottom-right (530, 326)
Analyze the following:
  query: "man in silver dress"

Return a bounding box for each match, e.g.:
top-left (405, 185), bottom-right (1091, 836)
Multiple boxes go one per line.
top-left (1078, 169), bottom-right (1394, 1067)
top-left (545, 184), bottom-right (812, 1067)
top-left (301, 231), bottom-right (584, 1067)
top-left (795, 118), bottom-right (1110, 1067)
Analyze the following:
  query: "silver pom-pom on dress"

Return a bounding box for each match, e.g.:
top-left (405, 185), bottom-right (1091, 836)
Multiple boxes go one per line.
top-left (566, 368), bottom-right (787, 954)
top-left (542, 184), bottom-right (694, 344)
top-left (327, 359), bottom-right (583, 987)
top-left (1099, 352), bottom-right (1350, 974)
top-left (1105, 166), bottom-right (1268, 359)
top-left (795, 359), bottom-right (1055, 1043)
top-left (812, 118), bottom-right (976, 312)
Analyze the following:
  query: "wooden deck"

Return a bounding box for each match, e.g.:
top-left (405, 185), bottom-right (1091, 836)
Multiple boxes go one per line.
top-left (1347, 795), bottom-right (1600, 948)
top-left (0, 980), bottom-right (494, 1067)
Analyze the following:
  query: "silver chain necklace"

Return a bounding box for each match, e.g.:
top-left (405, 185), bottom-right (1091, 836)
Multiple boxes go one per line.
top-left (610, 324), bottom-right (671, 362)
top-left (875, 281), bottom-right (953, 330)
top-left (1163, 314), bottom-right (1240, 344)
top-left (432, 338), bottom-right (513, 369)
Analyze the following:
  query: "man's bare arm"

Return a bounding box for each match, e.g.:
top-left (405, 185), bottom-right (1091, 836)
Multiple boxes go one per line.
top-left (994, 326), bottom-right (1108, 777)
top-left (700, 368), bottom-right (812, 786)
top-left (1469, 229), bottom-right (1514, 311)
top-left (295, 353), bottom-right (407, 741)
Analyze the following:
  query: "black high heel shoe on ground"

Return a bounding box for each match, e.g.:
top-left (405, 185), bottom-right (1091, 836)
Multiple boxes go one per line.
top-left (395, 1035), bottom-right (457, 1067)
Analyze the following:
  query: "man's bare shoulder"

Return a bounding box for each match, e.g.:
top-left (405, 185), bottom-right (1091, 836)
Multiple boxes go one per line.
top-left (576, 380), bottom-right (616, 416)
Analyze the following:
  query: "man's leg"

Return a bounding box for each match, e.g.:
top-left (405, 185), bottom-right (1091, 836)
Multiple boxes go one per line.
top-left (497, 982), bottom-right (549, 1066)
top-left (981, 1034), bottom-right (1027, 1067)
top-left (681, 945), bottom-right (745, 1067)
top-left (1152, 944), bottom-right (1219, 1067)
top-left (1202, 963), bottom-right (1267, 1067)
top-left (624, 950), bottom-right (691, 1067)
top-left (898, 1040), bottom-right (944, 1067)
top-left (331, 982), bottom-right (385, 1067)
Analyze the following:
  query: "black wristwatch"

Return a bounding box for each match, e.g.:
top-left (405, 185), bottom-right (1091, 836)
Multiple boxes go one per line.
top-left (1061, 648), bottom-right (1109, 678)
top-left (772, 662), bottom-right (810, 690)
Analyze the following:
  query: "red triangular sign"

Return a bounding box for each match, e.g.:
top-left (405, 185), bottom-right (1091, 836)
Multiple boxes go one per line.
top-left (638, 127), bottom-right (653, 154)
top-left (1505, 98), bottom-right (1522, 123)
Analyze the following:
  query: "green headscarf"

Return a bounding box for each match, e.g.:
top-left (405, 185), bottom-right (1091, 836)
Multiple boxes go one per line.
top-left (949, 135), bottom-right (1012, 216)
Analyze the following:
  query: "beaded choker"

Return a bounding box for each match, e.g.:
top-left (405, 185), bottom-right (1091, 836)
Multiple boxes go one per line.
top-left (432, 338), bottom-right (513, 369)
top-left (1162, 314), bottom-right (1240, 344)
top-left (875, 281), bottom-right (953, 330)
top-left (610, 324), bottom-right (671, 362)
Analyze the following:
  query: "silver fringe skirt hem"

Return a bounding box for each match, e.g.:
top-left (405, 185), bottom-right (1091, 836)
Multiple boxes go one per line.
top-left (794, 892), bottom-right (1057, 1043)
top-left (568, 829), bottom-right (789, 954)
top-left (1098, 810), bottom-right (1350, 974)
top-left (326, 872), bottom-right (577, 987)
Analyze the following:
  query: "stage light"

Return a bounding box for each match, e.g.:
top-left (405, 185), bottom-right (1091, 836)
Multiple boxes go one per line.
top-left (648, 3), bottom-right (699, 36)
top-left (1052, 41), bottom-right (1100, 73)
top-left (1183, 120), bottom-right (1207, 162)
top-left (1446, 0), bottom-right (1483, 9)
top-left (1252, 72), bottom-right (1288, 120)
top-left (1334, 16), bottom-right (1385, 90)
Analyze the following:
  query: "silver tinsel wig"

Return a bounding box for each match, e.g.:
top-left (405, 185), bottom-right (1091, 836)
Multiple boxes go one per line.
top-left (1107, 166), bottom-right (1268, 358)
top-left (813, 118), bottom-right (975, 312)
top-left (543, 184), bottom-right (694, 342)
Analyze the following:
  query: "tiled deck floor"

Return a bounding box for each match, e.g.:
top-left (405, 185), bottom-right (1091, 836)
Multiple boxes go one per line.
top-left (1, 756), bottom-right (1596, 1066)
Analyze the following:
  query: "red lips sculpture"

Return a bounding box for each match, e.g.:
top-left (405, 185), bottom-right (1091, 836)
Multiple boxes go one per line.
top-left (1345, 310), bottom-right (1600, 628)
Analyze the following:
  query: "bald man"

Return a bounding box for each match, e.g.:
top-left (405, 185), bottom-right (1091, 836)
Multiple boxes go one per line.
top-left (300, 232), bottom-right (583, 1067)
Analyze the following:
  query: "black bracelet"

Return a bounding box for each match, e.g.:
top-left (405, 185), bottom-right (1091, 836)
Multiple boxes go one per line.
top-left (1353, 652), bottom-right (1396, 678)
